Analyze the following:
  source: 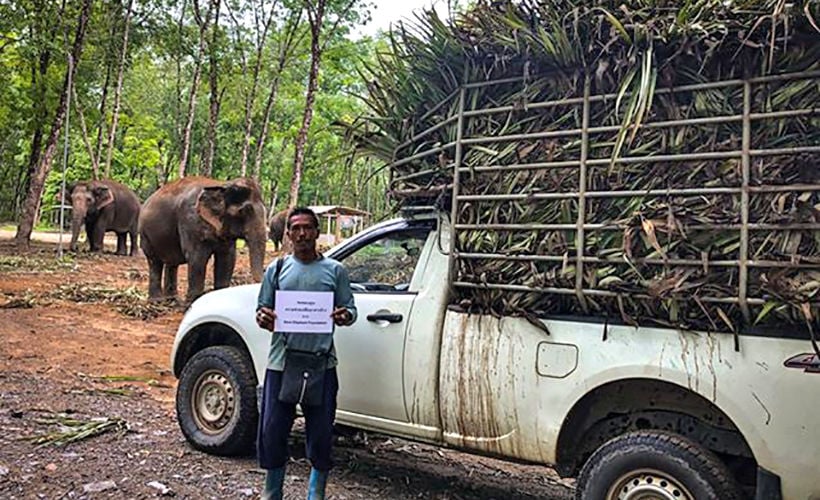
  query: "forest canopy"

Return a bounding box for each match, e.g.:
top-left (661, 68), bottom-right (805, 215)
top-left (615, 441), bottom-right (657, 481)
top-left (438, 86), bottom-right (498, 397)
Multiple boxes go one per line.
top-left (0, 0), bottom-right (413, 230)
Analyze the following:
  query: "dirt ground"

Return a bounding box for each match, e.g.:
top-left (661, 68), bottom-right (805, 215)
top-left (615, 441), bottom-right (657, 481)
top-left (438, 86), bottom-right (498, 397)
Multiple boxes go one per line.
top-left (0, 232), bottom-right (575, 500)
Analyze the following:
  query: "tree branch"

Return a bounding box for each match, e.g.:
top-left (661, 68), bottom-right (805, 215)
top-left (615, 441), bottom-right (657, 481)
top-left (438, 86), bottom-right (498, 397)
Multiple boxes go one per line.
top-left (319, 0), bottom-right (357, 53)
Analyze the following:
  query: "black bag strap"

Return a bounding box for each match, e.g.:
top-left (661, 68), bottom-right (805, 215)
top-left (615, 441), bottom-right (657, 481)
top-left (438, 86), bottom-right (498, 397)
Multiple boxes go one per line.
top-left (272, 256), bottom-right (285, 307)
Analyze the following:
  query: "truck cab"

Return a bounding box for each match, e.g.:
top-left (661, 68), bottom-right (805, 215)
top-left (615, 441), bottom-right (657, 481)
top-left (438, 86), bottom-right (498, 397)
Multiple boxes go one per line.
top-left (171, 213), bottom-right (820, 500)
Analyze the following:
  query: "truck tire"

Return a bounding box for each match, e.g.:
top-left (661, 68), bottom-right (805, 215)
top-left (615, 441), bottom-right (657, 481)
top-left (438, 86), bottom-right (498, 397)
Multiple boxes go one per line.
top-left (176, 345), bottom-right (258, 456)
top-left (575, 430), bottom-right (740, 500)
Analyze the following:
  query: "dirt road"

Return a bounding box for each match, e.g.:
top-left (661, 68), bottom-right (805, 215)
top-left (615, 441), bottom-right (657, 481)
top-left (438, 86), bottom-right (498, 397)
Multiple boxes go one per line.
top-left (0, 235), bottom-right (575, 499)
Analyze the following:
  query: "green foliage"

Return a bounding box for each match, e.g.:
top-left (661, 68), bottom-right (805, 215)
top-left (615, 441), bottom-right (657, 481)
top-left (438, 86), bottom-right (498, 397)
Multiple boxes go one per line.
top-left (0, 0), bottom-right (392, 223)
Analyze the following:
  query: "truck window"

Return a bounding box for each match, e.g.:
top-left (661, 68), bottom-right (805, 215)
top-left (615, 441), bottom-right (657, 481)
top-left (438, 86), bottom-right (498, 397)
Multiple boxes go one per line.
top-left (341, 228), bottom-right (430, 292)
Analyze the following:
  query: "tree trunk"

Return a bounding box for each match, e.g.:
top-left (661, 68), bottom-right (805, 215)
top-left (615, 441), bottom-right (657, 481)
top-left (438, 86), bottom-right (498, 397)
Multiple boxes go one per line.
top-left (288, 1), bottom-right (326, 208)
top-left (201, 0), bottom-right (222, 178)
top-left (93, 1), bottom-right (118, 171)
top-left (236, 0), bottom-right (276, 177)
top-left (178, 0), bottom-right (214, 178)
top-left (103, 0), bottom-right (134, 178)
top-left (72, 84), bottom-right (99, 179)
top-left (252, 10), bottom-right (302, 180)
top-left (16, 0), bottom-right (92, 251)
top-left (172, 0), bottom-right (188, 168)
top-left (21, 0), bottom-right (64, 206)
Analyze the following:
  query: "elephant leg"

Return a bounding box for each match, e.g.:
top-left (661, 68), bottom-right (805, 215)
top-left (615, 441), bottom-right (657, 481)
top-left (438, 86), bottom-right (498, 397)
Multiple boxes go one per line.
top-left (163, 264), bottom-right (179, 299)
top-left (129, 228), bottom-right (138, 256)
top-left (85, 220), bottom-right (96, 252)
top-left (91, 220), bottom-right (106, 252)
top-left (115, 233), bottom-right (127, 255)
top-left (213, 245), bottom-right (237, 290)
top-left (185, 255), bottom-right (210, 304)
top-left (147, 258), bottom-right (164, 300)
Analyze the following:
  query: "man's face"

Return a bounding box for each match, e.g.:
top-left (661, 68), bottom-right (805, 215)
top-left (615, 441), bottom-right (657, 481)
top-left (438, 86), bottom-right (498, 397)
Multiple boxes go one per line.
top-left (287, 213), bottom-right (319, 251)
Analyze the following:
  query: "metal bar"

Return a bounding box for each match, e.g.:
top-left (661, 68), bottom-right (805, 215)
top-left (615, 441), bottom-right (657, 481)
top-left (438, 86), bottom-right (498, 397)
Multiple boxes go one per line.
top-left (459, 107), bottom-right (820, 145)
top-left (575, 78), bottom-right (590, 313)
top-left (749, 108), bottom-right (820, 120)
top-left (463, 75), bottom-right (536, 89)
top-left (452, 281), bottom-right (766, 305)
top-left (419, 88), bottom-right (459, 122)
top-left (739, 81), bottom-right (752, 324)
top-left (393, 165), bottom-right (450, 184)
top-left (459, 69), bottom-right (820, 117)
top-left (396, 115), bottom-right (459, 153)
top-left (461, 128), bottom-right (582, 144)
top-left (454, 222), bottom-right (820, 231)
top-left (454, 145), bottom-right (820, 175)
top-left (456, 183), bottom-right (820, 202)
top-left (448, 88), bottom-right (466, 288)
top-left (455, 252), bottom-right (820, 269)
top-left (390, 183), bottom-right (454, 198)
top-left (748, 70), bottom-right (820, 84)
top-left (389, 141), bottom-right (457, 170)
top-left (462, 160), bottom-right (581, 174)
top-left (751, 145), bottom-right (820, 157)
top-left (461, 79), bottom-right (746, 116)
top-left (749, 184), bottom-right (820, 194)
top-left (401, 205), bottom-right (439, 213)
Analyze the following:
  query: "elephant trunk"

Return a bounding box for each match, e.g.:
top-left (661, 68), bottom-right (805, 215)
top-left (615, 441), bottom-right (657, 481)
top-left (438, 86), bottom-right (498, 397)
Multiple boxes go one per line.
top-left (248, 236), bottom-right (266, 283)
top-left (69, 211), bottom-right (84, 251)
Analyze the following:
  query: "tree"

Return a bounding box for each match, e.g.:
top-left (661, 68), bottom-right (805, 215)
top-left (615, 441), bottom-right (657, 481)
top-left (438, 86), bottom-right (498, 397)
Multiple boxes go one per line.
top-left (227, 0), bottom-right (277, 177)
top-left (252, 8), bottom-right (303, 181)
top-left (178, 0), bottom-right (216, 178)
top-left (201, 0), bottom-right (222, 177)
top-left (21, 0), bottom-right (66, 211)
top-left (103, 0), bottom-right (135, 178)
top-left (287, 0), bottom-right (359, 208)
top-left (16, 0), bottom-right (93, 251)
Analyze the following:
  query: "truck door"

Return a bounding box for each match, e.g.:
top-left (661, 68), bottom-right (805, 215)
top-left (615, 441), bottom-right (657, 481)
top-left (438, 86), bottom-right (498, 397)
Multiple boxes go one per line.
top-left (333, 224), bottom-right (432, 422)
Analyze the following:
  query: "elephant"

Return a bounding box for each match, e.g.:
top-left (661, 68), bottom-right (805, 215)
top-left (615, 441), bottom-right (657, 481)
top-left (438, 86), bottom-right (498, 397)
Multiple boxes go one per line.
top-left (268, 208), bottom-right (289, 251)
top-left (67, 179), bottom-right (141, 255)
top-left (138, 176), bottom-right (268, 303)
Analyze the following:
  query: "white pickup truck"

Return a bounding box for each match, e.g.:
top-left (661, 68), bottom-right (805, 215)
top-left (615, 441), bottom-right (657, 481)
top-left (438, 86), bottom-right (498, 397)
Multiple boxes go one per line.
top-left (171, 213), bottom-right (820, 500)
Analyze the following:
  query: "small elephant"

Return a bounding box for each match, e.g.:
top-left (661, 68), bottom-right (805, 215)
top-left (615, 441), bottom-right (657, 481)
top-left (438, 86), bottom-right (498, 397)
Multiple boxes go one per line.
top-left (138, 176), bottom-right (268, 303)
top-left (67, 179), bottom-right (141, 255)
top-left (268, 208), bottom-right (289, 251)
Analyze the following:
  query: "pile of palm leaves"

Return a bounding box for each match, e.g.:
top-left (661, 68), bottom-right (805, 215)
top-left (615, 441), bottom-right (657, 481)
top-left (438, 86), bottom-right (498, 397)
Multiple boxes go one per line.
top-left (50, 283), bottom-right (175, 319)
top-left (26, 412), bottom-right (128, 447)
top-left (345, 0), bottom-right (820, 336)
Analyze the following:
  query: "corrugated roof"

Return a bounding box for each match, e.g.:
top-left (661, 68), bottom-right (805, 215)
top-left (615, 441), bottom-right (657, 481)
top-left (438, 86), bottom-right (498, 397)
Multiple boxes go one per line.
top-left (308, 205), bottom-right (369, 216)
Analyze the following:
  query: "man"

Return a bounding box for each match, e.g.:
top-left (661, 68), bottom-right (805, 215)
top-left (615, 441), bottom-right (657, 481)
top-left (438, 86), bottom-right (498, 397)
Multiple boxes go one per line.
top-left (255, 207), bottom-right (357, 500)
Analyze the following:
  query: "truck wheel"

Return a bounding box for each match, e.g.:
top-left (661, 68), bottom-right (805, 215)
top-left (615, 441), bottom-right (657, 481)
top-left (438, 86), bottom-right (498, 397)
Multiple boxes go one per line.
top-left (575, 430), bottom-right (740, 500)
top-left (176, 345), bottom-right (258, 456)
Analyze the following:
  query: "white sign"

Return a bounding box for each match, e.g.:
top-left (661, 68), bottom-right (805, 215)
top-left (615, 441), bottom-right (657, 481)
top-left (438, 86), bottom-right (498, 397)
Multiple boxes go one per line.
top-left (274, 291), bottom-right (334, 334)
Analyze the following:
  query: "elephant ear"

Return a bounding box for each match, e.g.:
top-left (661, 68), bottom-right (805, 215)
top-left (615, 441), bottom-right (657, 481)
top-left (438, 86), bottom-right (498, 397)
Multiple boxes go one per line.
top-left (196, 186), bottom-right (226, 233)
top-left (93, 185), bottom-right (114, 210)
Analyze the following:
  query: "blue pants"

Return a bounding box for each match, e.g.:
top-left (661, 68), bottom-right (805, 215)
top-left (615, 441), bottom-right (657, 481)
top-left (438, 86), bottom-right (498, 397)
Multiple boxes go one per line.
top-left (257, 368), bottom-right (339, 471)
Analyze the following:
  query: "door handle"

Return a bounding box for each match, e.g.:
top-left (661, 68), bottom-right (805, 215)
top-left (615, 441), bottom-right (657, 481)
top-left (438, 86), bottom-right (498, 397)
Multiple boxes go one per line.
top-left (366, 313), bottom-right (403, 323)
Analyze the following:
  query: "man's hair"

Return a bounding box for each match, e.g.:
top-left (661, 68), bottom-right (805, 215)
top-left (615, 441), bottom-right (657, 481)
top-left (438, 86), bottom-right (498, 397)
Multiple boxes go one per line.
top-left (287, 207), bottom-right (320, 229)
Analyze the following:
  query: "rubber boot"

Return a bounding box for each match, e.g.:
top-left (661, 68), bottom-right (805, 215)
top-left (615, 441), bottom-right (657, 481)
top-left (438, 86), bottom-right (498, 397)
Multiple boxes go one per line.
top-left (306, 467), bottom-right (328, 500)
top-left (261, 466), bottom-right (286, 500)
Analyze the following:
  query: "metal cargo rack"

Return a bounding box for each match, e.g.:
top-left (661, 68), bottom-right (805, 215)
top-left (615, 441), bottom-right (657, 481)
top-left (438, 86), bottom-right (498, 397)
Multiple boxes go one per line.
top-left (385, 70), bottom-right (820, 337)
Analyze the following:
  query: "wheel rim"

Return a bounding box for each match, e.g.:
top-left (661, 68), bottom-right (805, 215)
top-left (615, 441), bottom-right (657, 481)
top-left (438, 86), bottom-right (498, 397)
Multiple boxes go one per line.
top-left (607, 468), bottom-right (694, 500)
top-left (191, 369), bottom-right (236, 435)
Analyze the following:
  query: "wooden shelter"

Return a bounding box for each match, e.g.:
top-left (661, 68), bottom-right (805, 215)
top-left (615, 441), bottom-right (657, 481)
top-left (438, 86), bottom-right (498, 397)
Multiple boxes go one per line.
top-left (308, 205), bottom-right (370, 246)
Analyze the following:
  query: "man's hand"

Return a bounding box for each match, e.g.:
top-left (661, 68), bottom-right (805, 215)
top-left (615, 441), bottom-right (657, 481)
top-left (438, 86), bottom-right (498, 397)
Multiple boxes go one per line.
top-left (256, 306), bottom-right (276, 331)
top-left (331, 307), bottom-right (353, 326)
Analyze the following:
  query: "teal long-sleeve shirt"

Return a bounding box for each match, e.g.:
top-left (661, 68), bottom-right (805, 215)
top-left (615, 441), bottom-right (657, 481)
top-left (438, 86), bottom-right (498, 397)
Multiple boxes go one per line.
top-left (257, 254), bottom-right (357, 371)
